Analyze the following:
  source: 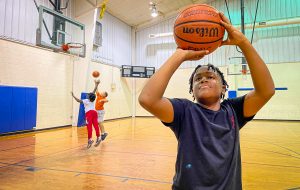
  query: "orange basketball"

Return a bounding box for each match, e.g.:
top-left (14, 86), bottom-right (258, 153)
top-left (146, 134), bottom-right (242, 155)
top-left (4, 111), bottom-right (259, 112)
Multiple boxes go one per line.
top-left (174, 4), bottom-right (225, 54)
top-left (92, 71), bottom-right (100, 78)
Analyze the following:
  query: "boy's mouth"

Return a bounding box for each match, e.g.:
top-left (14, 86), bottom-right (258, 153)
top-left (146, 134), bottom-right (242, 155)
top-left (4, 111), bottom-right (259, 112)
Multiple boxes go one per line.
top-left (200, 85), bottom-right (209, 89)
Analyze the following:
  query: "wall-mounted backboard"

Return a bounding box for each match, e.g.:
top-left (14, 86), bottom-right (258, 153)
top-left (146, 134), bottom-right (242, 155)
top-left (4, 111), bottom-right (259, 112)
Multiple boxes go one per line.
top-left (36, 5), bottom-right (86, 57)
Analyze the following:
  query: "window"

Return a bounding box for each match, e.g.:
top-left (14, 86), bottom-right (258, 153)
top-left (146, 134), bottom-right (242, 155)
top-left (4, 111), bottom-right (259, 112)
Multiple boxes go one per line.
top-left (94, 21), bottom-right (102, 47)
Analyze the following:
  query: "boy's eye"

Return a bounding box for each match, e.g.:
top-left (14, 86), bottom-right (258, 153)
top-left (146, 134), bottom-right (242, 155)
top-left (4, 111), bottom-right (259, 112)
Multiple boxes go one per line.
top-left (195, 77), bottom-right (201, 81)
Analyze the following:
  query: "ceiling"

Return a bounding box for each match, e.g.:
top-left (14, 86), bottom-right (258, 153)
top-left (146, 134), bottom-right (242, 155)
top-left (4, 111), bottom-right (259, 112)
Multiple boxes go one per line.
top-left (84, 0), bottom-right (212, 28)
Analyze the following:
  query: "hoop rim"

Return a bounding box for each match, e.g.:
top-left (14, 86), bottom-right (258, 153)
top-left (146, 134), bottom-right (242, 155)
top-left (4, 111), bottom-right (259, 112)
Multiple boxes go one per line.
top-left (241, 69), bottom-right (248, 75)
top-left (65, 42), bottom-right (84, 49)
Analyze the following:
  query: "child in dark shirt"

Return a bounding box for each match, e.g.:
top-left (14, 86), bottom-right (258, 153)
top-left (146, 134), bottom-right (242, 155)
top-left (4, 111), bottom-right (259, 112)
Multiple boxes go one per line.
top-left (138, 12), bottom-right (275, 190)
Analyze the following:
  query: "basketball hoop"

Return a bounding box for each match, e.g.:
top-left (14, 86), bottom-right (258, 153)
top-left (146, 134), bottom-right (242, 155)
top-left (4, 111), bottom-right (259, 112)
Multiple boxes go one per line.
top-left (61, 43), bottom-right (83, 52)
top-left (241, 64), bottom-right (248, 80)
top-left (61, 43), bottom-right (84, 61)
top-left (241, 69), bottom-right (247, 75)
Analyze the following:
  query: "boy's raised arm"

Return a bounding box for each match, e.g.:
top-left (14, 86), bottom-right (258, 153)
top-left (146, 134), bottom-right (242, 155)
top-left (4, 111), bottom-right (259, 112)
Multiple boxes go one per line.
top-left (220, 12), bottom-right (275, 117)
top-left (71, 92), bottom-right (83, 103)
top-left (138, 49), bottom-right (208, 123)
top-left (92, 79), bottom-right (100, 94)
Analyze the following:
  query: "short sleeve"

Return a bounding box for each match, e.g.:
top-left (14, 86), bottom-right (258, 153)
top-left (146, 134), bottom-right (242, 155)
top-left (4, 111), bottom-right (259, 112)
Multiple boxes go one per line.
top-left (227, 95), bottom-right (255, 129)
top-left (82, 99), bottom-right (89, 106)
top-left (161, 98), bottom-right (189, 138)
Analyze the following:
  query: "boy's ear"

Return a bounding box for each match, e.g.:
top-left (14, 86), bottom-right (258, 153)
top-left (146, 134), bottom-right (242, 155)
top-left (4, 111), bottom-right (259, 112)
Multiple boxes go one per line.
top-left (220, 85), bottom-right (227, 99)
top-left (222, 85), bottom-right (227, 94)
top-left (191, 91), bottom-right (195, 101)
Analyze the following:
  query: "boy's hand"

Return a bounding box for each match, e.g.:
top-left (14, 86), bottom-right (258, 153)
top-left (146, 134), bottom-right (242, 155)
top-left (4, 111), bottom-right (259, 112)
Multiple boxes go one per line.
top-left (176, 48), bottom-right (209, 61)
top-left (219, 12), bottom-right (249, 47)
top-left (95, 79), bottom-right (100, 85)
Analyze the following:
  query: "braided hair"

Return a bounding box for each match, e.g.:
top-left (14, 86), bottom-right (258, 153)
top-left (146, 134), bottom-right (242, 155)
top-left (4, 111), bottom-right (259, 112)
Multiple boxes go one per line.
top-left (189, 64), bottom-right (229, 100)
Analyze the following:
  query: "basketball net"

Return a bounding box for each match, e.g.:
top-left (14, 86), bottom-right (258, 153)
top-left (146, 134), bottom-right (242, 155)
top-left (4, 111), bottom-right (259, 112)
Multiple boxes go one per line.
top-left (71, 51), bottom-right (80, 62)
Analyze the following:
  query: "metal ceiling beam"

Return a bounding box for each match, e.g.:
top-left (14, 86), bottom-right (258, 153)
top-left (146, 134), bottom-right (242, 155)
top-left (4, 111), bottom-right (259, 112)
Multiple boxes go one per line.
top-left (86, 0), bottom-right (97, 7)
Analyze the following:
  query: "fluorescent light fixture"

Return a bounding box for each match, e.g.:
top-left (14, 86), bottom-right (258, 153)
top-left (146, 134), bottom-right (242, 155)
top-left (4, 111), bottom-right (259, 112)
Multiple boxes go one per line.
top-left (149, 32), bottom-right (173, 38)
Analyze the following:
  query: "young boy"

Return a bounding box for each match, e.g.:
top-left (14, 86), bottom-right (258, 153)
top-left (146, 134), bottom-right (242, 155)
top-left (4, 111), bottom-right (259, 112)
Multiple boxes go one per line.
top-left (93, 80), bottom-right (109, 141)
top-left (138, 12), bottom-right (275, 190)
top-left (71, 92), bottom-right (102, 148)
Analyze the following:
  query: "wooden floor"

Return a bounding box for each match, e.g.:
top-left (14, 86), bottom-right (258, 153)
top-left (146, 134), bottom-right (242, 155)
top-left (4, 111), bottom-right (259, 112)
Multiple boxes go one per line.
top-left (0, 118), bottom-right (299, 190)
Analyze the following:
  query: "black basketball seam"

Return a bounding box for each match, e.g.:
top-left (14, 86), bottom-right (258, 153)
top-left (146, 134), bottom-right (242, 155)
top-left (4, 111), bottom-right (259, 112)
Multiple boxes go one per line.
top-left (174, 34), bottom-right (224, 44)
top-left (174, 20), bottom-right (223, 28)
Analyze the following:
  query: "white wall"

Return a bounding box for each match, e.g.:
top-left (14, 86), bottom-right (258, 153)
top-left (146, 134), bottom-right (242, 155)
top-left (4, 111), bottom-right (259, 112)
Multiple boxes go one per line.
top-left (0, 39), bottom-right (133, 130)
top-left (229, 62), bottom-right (300, 120)
top-left (0, 39), bottom-right (73, 129)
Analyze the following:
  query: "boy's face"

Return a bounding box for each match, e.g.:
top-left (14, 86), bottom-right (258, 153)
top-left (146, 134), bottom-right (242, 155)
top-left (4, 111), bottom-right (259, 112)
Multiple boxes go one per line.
top-left (192, 66), bottom-right (226, 104)
top-left (100, 92), bottom-right (107, 97)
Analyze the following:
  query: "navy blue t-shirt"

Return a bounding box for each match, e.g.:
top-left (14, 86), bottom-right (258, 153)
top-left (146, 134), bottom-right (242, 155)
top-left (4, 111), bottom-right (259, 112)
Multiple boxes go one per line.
top-left (162, 96), bottom-right (254, 190)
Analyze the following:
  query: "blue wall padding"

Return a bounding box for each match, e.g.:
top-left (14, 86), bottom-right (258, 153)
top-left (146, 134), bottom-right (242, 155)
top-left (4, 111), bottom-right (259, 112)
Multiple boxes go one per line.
top-left (237, 87), bottom-right (288, 91)
top-left (77, 92), bottom-right (88, 127)
top-left (11, 87), bottom-right (26, 131)
top-left (228, 90), bottom-right (237, 98)
top-left (25, 88), bottom-right (38, 130)
top-left (0, 86), bottom-right (13, 133)
top-left (0, 86), bottom-right (37, 134)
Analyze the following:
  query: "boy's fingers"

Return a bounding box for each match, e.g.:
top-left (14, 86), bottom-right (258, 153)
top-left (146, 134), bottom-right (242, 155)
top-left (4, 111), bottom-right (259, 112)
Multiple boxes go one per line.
top-left (192, 50), bottom-right (209, 59)
top-left (221, 38), bottom-right (232, 46)
top-left (194, 50), bottom-right (209, 56)
top-left (220, 20), bottom-right (229, 28)
top-left (221, 41), bottom-right (228, 46)
top-left (219, 12), bottom-right (231, 24)
top-left (220, 20), bottom-right (235, 33)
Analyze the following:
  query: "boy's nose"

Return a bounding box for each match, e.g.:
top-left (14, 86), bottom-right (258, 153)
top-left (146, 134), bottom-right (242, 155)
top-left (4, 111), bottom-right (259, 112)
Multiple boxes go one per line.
top-left (200, 77), bottom-right (208, 83)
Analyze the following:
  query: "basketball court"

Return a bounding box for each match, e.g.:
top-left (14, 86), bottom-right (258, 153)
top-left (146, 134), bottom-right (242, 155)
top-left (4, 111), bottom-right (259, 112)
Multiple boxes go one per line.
top-left (0, 118), bottom-right (299, 189)
top-left (0, 0), bottom-right (300, 189)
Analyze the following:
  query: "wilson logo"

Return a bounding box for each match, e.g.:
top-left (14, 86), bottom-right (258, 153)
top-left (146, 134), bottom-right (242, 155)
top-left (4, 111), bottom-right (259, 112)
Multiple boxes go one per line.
top-left (182, 27), bottom-right (219, 37)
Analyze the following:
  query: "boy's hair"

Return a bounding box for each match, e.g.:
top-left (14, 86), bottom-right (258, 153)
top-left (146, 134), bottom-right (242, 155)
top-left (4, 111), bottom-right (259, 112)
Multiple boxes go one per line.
top-left (88, 93), bottom-right (96, 102)
top-left (189, 64), bottom-right (229, 100)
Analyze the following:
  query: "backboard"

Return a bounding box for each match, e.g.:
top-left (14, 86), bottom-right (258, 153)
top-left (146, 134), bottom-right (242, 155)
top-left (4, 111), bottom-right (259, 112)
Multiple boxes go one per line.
top-left (121, 65), bottom-right (155, 78)
top-left (227, 57), bottom-right (249, 75)
top-left (36, 5), bottom-right (86, 57)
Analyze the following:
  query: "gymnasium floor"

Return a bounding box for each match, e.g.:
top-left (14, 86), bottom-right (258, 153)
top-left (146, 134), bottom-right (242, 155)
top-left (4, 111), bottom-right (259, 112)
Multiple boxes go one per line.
top-left (0, 117), bottom-right (299, 190)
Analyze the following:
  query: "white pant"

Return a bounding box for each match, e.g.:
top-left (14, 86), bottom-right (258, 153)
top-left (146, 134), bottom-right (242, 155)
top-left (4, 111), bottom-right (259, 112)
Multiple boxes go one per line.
top-left (97, 110), bottom-right (105, 122)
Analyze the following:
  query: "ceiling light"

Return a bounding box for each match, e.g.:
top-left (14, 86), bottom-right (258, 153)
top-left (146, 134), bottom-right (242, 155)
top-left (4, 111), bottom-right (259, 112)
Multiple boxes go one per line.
top-left (149, 2), bottom-right (158, 17)
top-left (151, 8), bottom-right (158, 17)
